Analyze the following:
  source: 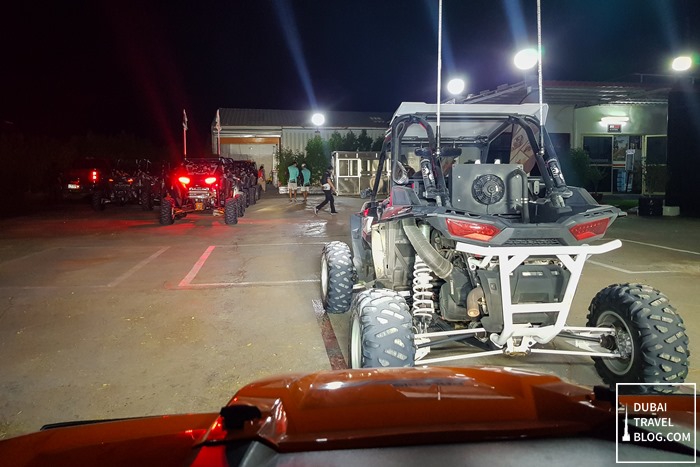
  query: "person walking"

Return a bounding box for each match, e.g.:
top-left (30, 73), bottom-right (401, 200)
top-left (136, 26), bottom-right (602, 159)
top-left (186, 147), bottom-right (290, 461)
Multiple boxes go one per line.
top-left (314, 164), bottom-right (337, 215)
top-left (287, 161), bottom-right (299, 202)
top-left (299, 163), bottom-right (311, 202)
top-left (257, 164), bottom-right (266, 192)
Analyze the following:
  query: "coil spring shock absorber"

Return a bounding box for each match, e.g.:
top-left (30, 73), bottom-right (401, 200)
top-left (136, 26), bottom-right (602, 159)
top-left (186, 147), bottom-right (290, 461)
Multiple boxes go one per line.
top-left (412, 254), bottom-right (435, 333)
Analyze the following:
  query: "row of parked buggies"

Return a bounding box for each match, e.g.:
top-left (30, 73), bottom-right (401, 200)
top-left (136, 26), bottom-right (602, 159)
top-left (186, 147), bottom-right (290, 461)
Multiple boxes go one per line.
top-left (61, 157), bottom-right (262, 225)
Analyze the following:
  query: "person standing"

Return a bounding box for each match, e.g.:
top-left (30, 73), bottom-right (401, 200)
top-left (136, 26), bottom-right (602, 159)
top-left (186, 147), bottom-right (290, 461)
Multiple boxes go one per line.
top-left (257, 164), bottom-right (266, 192)
top-left (287, 161), bottom-right (299, 202)
top-left (299, 163), bottom-right (311, 202)
top-left (314, 165), bottom-right (337, 215)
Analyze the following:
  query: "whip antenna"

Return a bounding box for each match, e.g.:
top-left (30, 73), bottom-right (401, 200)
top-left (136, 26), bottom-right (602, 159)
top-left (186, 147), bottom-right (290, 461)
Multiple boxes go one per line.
top-left (537, 0), bottom-right (544, 152)
top-left (436, 0), bottom-right (443, 151)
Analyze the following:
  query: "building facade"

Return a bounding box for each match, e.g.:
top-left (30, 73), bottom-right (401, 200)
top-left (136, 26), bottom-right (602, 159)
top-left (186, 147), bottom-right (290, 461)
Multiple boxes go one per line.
top-left (211, 109), bottom-right (390, 184)
top-left (459, 80), bottom-right (673, 195)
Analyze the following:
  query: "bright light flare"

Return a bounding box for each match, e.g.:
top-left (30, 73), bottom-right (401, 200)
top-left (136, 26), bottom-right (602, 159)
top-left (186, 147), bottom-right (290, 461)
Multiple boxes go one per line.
top-left (514, 48), bottom-right (539, 70)
top-left (311, 113), bottom-right (325, 126)
top-left (205, 177), bottom-right (217, 185)
top-left (447, 78), bottom-right (465, 95)
top-left (178, 176), bottom-right (191, 185)
top-left (672, 56), bottom-right (692, 72)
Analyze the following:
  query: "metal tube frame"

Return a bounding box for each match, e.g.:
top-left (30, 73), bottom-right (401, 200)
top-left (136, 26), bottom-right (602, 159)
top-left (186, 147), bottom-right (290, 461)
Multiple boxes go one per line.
top-left (415, 239), bottom-right (623, 365)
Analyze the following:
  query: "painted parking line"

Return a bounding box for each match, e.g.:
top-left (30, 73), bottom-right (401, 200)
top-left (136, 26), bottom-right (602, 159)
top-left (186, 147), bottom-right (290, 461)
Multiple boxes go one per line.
top-left (587, 260), bottom-right (670, 274)
top-left (587, 238), bottom-right (700, 274)
top-left (312, 299), bottom-right (348, 370)
top-left (176, 244), bottom-right (324, 289)
top-left (178, 279), bottom-right (319, 289)
top-left (178, 246), bottom-right (216, 288)
top-left (620, 239), bottom-right (700, 256)
top-left (0, 247), bottom-right (59, 266)
top-left (0, 246), bottom-right (172, 290)
top-left (108, 247), bottom-right (170, 287)
top-left (214, 242), bottom-right (328, 248)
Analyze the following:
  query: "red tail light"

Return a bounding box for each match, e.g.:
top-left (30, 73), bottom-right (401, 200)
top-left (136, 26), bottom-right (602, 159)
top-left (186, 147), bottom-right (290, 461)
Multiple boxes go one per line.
top-left (178, 176), bottom-right (191, 185)
top-left (91, 170), bottom-right (98, 182)
top-left (569, 218), bottom-right (610, 241)
top-left (205, 177), bottom-right (217, 185)
top-left (446, 218), bottom-right (502, 242)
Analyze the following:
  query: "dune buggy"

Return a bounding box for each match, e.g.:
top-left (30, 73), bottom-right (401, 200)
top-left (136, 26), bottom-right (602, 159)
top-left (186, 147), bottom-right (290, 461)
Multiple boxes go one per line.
top-left (321, 102), bottom-right (689, 390)
top-left (59, 156), bottom-right (112, 201)
top-left (159, 157), bottom-right (244, 225)
top-left (223, 159), bottom-right (262, 207)
top-left (91, 159), bottom-right (160, 211)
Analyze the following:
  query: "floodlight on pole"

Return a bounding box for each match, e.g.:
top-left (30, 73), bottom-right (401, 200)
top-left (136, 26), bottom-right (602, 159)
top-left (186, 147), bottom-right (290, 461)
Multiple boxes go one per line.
top-left (514, 48), bottom-right (539, 70)
top-left (311, 113), bottom-right (325, 127)
top-left (447, 78), bottom-right (466, 95)
top-left (671, 55), bottom-right (692, 72)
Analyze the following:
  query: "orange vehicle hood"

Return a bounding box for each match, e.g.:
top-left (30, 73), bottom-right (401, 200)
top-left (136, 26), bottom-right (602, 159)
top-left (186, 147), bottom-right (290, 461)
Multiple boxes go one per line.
top-left (1, 366), bottom-right (694, 466)
top-left (212, 365), bottom-right (615, 452)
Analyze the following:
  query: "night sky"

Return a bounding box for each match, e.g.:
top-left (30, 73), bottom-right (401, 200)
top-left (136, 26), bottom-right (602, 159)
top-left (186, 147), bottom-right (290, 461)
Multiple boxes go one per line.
top-left (2, 0), bottom-right (699, 153)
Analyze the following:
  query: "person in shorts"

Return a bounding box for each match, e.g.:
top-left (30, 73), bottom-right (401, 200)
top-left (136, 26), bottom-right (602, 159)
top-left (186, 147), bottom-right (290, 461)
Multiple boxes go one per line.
top-left (287, 161), bottom-right (299, 202)
top-left (299, 163), bottom-right (311, 202)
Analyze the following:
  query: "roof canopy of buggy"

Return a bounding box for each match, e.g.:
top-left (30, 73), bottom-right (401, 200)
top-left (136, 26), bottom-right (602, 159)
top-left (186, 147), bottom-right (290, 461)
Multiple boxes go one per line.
top-left (390, 102), bottom-right (548, 142)
top-left (392, 102), bottom-right (548, 122)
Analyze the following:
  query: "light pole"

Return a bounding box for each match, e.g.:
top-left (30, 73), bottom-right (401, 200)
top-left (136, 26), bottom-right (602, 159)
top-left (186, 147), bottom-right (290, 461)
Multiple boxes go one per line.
top-left (182, 109), bottom-right (188, 159)
top-left (215, 109), bottom-right (221, 156)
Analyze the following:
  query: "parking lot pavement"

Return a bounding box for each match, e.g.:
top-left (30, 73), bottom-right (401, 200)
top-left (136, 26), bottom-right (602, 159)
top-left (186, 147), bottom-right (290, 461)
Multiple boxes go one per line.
top-left (0, 195), bottom-right (698, 439)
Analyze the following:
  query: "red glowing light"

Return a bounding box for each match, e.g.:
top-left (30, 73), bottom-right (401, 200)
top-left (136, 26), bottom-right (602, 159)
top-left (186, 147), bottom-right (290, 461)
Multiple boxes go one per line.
top-left (569, 218), bottom-right (610, 241)
top-left (446, 218), bottom-right (501, 242)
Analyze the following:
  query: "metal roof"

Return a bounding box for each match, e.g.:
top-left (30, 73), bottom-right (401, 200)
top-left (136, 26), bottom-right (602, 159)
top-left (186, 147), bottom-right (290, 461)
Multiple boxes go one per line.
top-left (457, 80), bottom-right (671, 107)
top-left (215, 80), bottom-right (673, 131)
top-left (217, 108), bottom-right (391, 129)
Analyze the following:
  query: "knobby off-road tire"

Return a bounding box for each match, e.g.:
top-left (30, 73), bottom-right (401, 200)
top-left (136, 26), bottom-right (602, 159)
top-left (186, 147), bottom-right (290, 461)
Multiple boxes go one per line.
top-left (320, 241), bottom-right (355, 313)
top-left (248, 187), bottom-right (257, 205)
top-left (587, 283), bottom-right (689, 392)
top-left (224, 197), bottom-right (238, 225)
top-left (349, 289), bottom-right (415, 368)
top-left (237, 195), bottom-right (245, 217)
top-left (91, 190), bottom-right (105, 211)
top-left (140, 187), bottom-right (153, 211)
top-left (159, 197), bottom-right (175, 225)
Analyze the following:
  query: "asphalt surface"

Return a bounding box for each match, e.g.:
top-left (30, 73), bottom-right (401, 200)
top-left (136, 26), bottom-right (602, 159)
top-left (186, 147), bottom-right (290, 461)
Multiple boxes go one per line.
top-left (0, 192), bottom-right (698, 439)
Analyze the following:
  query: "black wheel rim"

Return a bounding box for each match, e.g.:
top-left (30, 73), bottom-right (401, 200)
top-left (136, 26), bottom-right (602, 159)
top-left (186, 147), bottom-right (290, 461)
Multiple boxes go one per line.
top-left (597, 310), bottom-right (635, 375)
